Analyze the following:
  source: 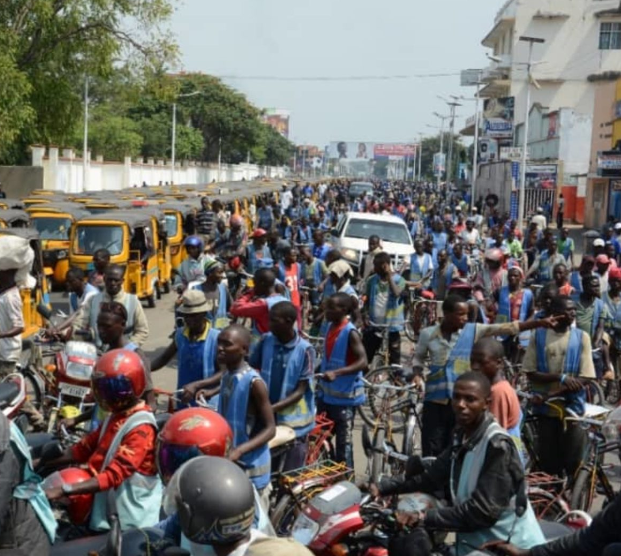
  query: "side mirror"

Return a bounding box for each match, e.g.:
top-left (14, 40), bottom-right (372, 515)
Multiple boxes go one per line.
top-left (36, 304), bottom-right (53, 321)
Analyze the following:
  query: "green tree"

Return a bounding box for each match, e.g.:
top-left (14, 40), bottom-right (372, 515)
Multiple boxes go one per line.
top-left (419, 133), bottom-right (468, 180)
top-left (0, 0), bottom-right (177, 164)
top-left (259, 125), bottom-right (295, 166)
top-left (86, 107), bottom-right (143, 161)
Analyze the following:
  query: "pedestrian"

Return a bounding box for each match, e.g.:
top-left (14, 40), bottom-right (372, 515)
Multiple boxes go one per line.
top-left (556, 194), bottom-right (564, 229)
top-left (88, 248), bottom-right (110, 290)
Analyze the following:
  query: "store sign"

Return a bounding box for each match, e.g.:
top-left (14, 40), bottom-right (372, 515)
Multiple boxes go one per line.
top-left (598, 153), bottom-right (621, 171)
top-left (500, 147), bottom-right (528, 160)
top-left (483, 97), bottom-right (515, 139)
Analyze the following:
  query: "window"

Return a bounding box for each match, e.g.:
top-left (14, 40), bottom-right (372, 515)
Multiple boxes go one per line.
top-left (599, 22), bottom-right (621, 50)
top-left (344, 219), bottom-right (411, 245)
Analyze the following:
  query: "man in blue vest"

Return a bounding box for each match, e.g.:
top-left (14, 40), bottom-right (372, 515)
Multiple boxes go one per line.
top-left (0, 411), bottom-right (55, 553)
top-left (245, 228), bottom-right (272, 275)
top-left (413, 295), bottom-right (557, 457)
top-left (372, 372), bottom-right (545, 556)
top-left (152, 290), bottom-right (221, 409)
top-left (522, 295), bottom-right (596, 478)
top-left (250, 301), bottom-right (315, 470)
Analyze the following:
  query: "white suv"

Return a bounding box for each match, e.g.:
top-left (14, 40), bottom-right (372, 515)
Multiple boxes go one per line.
top-left (329, 212), bottom-right (414, 275)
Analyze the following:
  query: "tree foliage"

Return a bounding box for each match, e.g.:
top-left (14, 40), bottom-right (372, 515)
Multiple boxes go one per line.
top-left (419, 133), bottom-right (468, 180)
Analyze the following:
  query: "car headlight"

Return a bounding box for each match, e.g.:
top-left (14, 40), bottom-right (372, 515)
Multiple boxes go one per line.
top-left (57, 250), bottom-right (68, 259)
top-left (291, 512), bottom-right (319, 546)
top-left (603, 406), bottom-right (621, 443)
top-left (341, 248), bottom-right (359, 263)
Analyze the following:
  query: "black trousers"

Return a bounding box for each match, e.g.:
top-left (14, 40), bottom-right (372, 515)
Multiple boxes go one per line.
top-left (421, 401), bottom-right (455, 457)
top-left (363, 329), bottom-right (401, 366)
top-left (536, 416), bottom-right (587, 479)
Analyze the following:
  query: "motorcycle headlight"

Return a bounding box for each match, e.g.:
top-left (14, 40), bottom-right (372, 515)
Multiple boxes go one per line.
top-left (603, 406), bottom-right (621, 443)
top-left (291, 512), bottom-right (319, 546)
top-left (341, 248), bottom-right (359, 263)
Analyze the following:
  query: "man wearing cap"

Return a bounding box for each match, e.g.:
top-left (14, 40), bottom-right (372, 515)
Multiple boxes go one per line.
top-left (245, 229), bottom-right (272, 275)
top-left (475, 248), bottom-right (508, 297)
top-left (593, 237), bottom-right (606, 258)
top-left (319, 260), bottom-right (362, 333)
top-left (531, 207), bottom-right (547, 231)
top-left (460, 218), bottom-right (480, 247)
top-left (199, 259), bottom-right (231, 330)
top-left (152, 290), bottom-right (222, 409)
top-left (596, 253), bottom-right (612, 294)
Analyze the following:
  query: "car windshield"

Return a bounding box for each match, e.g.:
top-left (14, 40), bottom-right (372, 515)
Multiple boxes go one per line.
top-left (74, 225), bottom-right (124, 256)
top-left (344, 219), bottom-right (411, 245)
top-left (32, 217), bottom-right (72, 240)
top-left (165, 214), bottom-right (178, 238)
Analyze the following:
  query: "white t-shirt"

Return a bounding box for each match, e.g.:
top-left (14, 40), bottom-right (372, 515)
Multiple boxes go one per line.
top-left (460, 228), bottom-right (480, 245)
top-left (281, 190), bottom-right (293, 211)
top-left (0, 287), bottom-right (24, 362)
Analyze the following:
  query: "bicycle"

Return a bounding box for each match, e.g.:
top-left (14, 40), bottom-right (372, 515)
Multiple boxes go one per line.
top-left (403, 289), bottom-right (441, 342)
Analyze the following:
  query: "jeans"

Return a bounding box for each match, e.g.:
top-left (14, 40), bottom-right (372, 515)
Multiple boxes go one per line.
top-left (421, 401), bottom-right (455, 457)
top-left (317, 400), bottom-right (355, 468)
top-left (363, 329), bottom-right (401, 365)
top-left (536, 416), bottom-right (587, 478)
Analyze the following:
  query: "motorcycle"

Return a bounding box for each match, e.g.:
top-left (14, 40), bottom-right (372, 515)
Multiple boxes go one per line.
top-left (0, 372), bottom-right (27, 421)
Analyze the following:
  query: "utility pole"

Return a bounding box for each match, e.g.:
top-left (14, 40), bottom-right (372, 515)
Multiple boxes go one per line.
top-left (517, 36), bottom-right (545, 231)
top-left (432, 113), bottom-right (450, 188)
top-left (417, 134), bottom-right (423, 182)
top-left (472, 80), bottom-right (482, 208)
top-left (82, 77), bottom-right (89, 192)
top-left (171, 103), bottom-right (177, 184)
top-left (443, 100), bottom-right (462, 184)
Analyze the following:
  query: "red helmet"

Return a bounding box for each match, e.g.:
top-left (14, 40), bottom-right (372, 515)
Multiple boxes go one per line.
top-left (229, 256), bottom-right (242, 271)
top-left (156, 407), bottom-right (233, 484)
top-left (91, 349), bottom-right (146, 413)
top-left (43, 468), bottom-right (93, 525)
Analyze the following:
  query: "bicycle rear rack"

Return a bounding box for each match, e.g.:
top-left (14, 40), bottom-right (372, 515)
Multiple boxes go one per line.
top-left (278, 460), bottom-right (354, 498)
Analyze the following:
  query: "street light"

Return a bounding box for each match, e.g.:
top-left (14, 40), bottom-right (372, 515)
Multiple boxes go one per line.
top-left (432, 113), bottom-right (450, 188)
top-left (82, 77), bottom-right (89, 192)
top-left (171, 90), bottom-right (203, 185)
top-left (517, 36), bottom-right (545, 231)
top-left (438, 96), bottom-right (462, 183)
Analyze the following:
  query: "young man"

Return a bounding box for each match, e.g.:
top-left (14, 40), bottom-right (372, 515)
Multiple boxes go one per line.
top-left (66, 267), bottom-right (99, 315)
top-left (299, 245), bottom-right (328, 307)
top-left (245, 228), bottom-right (272, 275)
top-left (255, 199), bottom-right (274, 232)
top-left (152, 290), bottom-right (221, 409)
top-left (250, 302), bottom-right (315, 471)
top-left (373, 372), bottom-right (544, 556)
top-left (363, 252), bottom-right (406, 365)
top-left (44, 349), bottom-right (162, 531)
top-left (557, 227), bottom-right (574, 268)
top-left (213, 325), bottom-right (276, 496)
top-left (88, 248), bottom-right (110, 290)
top-left (360, 235), bottom-right (383, 281)
top-left (311, 229), bottom-right (331, 261)
top-left (522, 295), bottom-right (596, 478)
top-left (526, 239), bottom-right (567, 285)
top-left (317, 293), bottom-right (368, 467)
top-left (450, 242), bottom-right (470, 277)
top-left (431, 249), bottom-right (458, 301)
top-left (75, 264), bottom-right (149, 348)
top-left (476, 248), bottom-right (508, 298)
top-left (230, 268), bottom-right (288, 344)
top-left (200, 258), bottom-right (232, 330)
top-left (552, 262), bottom-right (574, 297)
top-left (174, 235), bottom-right (206, 289)
top-left (413, 295), bottom-right (557, 457)
top-left (277, 246), bottom-right (303, 320)
top-left (407, 239), bottom-right (434, 288)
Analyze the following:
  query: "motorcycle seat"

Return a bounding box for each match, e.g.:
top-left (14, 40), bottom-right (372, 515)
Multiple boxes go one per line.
top-left (269, 425), bottom-right (296, 450)
top-left (0, 381), bottom-right (19, 409)
top-left (539, 520), bottom-right (575, 541)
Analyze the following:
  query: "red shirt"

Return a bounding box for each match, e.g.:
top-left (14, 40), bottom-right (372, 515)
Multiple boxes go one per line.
top-left (284, 263), bottom-right (301, 308)
top-left (325, 320), bottom-right (356, 366)
top-left (71, 402), bottom-right (157, 491)
top-left (230, 292), bottom-right (281, 335)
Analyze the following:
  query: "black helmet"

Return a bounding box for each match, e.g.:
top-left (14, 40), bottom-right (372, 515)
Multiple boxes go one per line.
top-left (172, 456), bottom-right (255, 545)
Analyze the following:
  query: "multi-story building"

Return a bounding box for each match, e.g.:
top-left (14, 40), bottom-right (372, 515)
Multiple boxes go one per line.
top-left (472, 0), bottom-right (621, 223)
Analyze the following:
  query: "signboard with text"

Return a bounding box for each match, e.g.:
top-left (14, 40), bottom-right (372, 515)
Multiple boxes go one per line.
top-left (483, 97), bottom-right (515, 139)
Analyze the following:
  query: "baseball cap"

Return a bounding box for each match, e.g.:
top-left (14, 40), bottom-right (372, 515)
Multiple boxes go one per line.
top-left (328, 260), bottom-right (353, 278)
top-left (250, 228), bottom-right (267, 238)
top-left (596, 254), bottom-right (611, 265)
top-left (593, 238), bottom-right (606, 247)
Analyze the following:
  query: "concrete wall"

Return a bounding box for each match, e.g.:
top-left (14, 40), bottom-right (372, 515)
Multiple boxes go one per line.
top-left (30, 146), bottom-right (286, 193)
top-left (0, 166), bottom-right (44, 197)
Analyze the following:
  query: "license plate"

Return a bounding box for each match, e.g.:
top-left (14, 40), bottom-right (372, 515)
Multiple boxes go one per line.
top-left (59, 383), bottom-right (90, 398)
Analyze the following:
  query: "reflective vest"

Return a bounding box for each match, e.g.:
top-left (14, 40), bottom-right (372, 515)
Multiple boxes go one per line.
top-left (247, 244), bottom-right (272, 274)
top-left (89, 292), bottom-right (138, 348)
top-left (259, 333), bottom-right (315, 436)
top-left (409, 253), bottom-right (432, 282)
top-left (9, 420), bottom-right (57, 543)
top-left (89, 410), bottom-right (163, 531)
top-left (451, 421), bottom-right (545, 556)
top-left (175, 327), bottom-right (220, 410)
top-left (496, 287), bottom-right (533, 347)
top-left (318, 322), bottom-right (365, 406)
top-left (426, 323), bottom-right (476, 403)
top-left (218, 367), bottom-right (271, 490)
top-left (251, 294), bottom-right (288, 344)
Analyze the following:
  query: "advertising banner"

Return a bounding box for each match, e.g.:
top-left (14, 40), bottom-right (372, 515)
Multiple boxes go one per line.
top-left (483, 97), bottom-right (515, 139)
top-left (373, 144), bottom-right (417, 158)
top-left (263, 109), bottom-right (290, 139)
top-left (433, 152), bottom-right (446, 176)
top-left (525, 164), bottom-right (557, 189)
top-left (328, 142), bottom-right (375, 160)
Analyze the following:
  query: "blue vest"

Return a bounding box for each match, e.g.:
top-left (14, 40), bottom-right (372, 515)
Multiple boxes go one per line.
top-left (89, 410), bottom-right (163, 531)
top-left (259, 333), bottom-right (316, 436)
top-left (9, 421), bottom-right (57, 543)
top-left (297, 226), bottom-right (312, 244)
top-left (431, 231), bottom-right (448, 252)
top-left (451, 421), bottom-right (545, 556)
top-left (535, 328), bottom-right (586, 415)
top-left (318, 322), bottom-right (365, 406)
top-left (577, 297), bottom-right (604, 337)
top-left (69, 283), bottom-right (98, 313)
top-left (410, 253), bottom-right (432, 282)
top-left (175, 327), bottom-right (220, 409)
top-left (451, 254), bottom-right (469, 275)
top-left (257, 207), bottom-right (273, 229)
top-left (426, 323), bottom-right (477, 403)
top-left (251, 294), bottom-right (288, 342)
top-left (311, 243), bottom-right (331, 261)
top-left (569, 271), bottom-right (583, 300)
top-left (246, 244), bottom-right (272, 274)
top-left (218, 367), bottom-right (271, 489)
top-left (205, 283), bottom-right (229, 330)
top-left (89, 292), bottom-right (138, 348)
top-left (431, 263), bottom-right (455, 293)
top-left (496, 287), bottom-right (533, 346)
top-left (537, 250), bottom-right (554, 282)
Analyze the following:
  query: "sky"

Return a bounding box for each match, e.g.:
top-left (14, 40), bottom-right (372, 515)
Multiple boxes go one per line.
top-left (170, 0), bottom-right (500, 147)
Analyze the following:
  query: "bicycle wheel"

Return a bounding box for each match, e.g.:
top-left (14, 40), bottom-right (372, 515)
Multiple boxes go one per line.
top-left (528, 487), bottom-right (569, 521)
top-left (22, 369), bottom-right (44, 411)
top-left (570, 467), bottom-right (595, 512)
top-left (358, 366), bottom-right (408, 433)
top-left (402, 413), bottom-right (421, 457)
top-left (270, 486), bottom-right (323, 537)
top-left (371, 427), bottom-right (386, 484)
top-left (585, 381), bottom-right (605, 407)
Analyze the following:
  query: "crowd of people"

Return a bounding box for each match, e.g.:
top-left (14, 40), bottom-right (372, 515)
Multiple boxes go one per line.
top-left (3, 178), bottom-right (621, 556)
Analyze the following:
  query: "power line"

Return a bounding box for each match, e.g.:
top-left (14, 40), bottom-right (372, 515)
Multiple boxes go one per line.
top-left (216, 71), bottom-right (462, 82)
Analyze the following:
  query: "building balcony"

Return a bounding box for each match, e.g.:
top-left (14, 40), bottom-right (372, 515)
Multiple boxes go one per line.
top-left (482, 0), bottom-right (516, 48)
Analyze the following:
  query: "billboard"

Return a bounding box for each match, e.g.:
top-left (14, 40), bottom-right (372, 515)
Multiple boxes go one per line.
top-left (525, 164), bottom-right (557, 189)
top-left (327, 142), bottom-right (417, 160)
top-left (483, 97), bottom-right (514, 139)
top-left (263, 109), bottom-right (290, 139)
